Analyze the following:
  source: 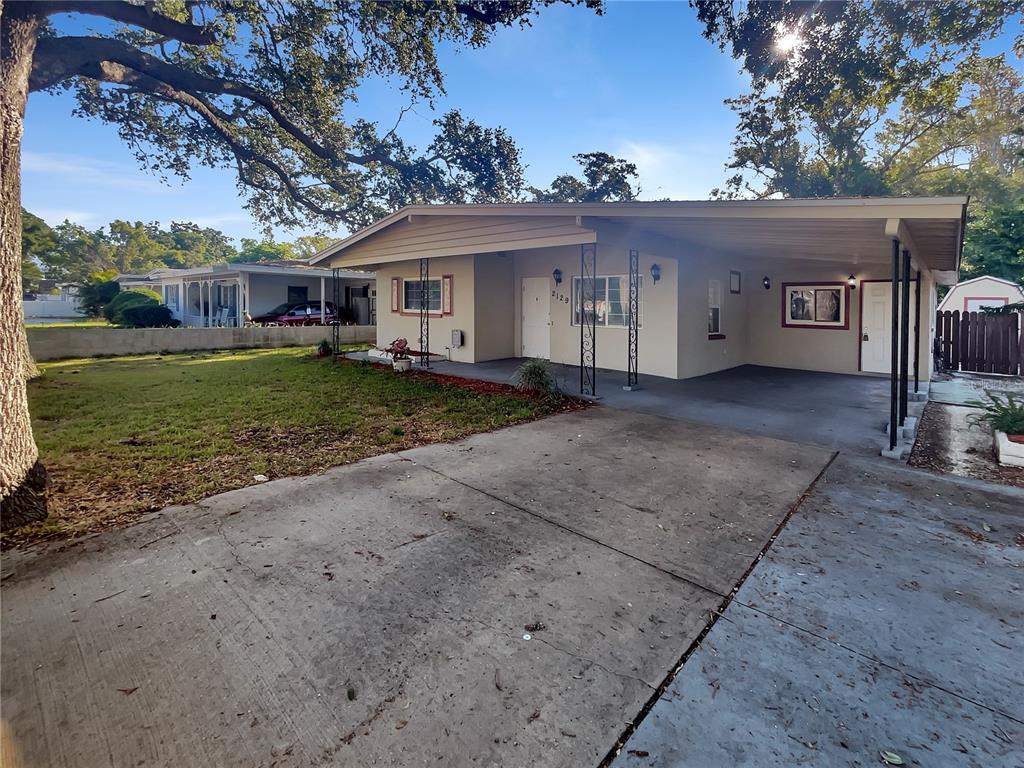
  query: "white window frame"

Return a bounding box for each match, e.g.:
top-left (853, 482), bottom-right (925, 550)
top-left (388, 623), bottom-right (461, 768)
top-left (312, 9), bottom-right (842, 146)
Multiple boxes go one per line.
top-left (708, 279), bottom-right (723, 336)
top-left (402, 277), bottom-right (442, 313)
top-left (571, 274), bottom-right (642, 328)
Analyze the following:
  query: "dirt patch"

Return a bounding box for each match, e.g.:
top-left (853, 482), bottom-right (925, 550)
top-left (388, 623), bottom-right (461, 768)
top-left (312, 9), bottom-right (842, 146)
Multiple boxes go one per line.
top-left (910, 401), bottom-right (1024, 488)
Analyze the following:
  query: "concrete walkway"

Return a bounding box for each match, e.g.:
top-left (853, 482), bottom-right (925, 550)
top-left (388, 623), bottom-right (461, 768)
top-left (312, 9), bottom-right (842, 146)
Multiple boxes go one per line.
top-left (375, 357), bottom-right (896, 456)
top-left (612, 454), bottom-right (1024, 766)
top-left (1, 409), bottom-right (829, 768)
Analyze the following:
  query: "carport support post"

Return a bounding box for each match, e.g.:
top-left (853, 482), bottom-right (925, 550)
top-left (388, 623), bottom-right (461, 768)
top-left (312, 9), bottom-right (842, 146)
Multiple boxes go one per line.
top-left (913, 269), bottom-right (921, 393)
top-left (579, 243), bottom-right (597, 397)
top-left (889, 239), bottom-right (900, 451)
top-left (899, 248), bottom-right (911, 425)
top-left (624, 248), bottom-right (640, 390)
top-left (418, 257), bottom-right (430, 368)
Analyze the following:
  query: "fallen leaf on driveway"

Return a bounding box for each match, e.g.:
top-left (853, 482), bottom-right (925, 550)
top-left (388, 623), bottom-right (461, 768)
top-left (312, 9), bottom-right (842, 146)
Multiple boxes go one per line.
top-left (117, 687), bottom-right (138, 696)
top-left (879, 750), bottom-right (905, 765)
top-left (396, 720), bottom-right (408, 730)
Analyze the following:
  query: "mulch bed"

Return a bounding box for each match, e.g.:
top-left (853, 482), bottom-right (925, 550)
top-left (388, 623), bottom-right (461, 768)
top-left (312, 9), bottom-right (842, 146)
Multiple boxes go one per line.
top-left (342, 357), bottom-right (591, 410)
top-left (910, 401), bottom-right (1024, 489)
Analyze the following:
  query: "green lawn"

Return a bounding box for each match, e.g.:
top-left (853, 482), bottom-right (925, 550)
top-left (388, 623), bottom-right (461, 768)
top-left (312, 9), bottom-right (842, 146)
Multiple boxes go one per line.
top-left (10, 347), bottom-right (569, 545)
top-left (25, 319), bottom-right (111, 328)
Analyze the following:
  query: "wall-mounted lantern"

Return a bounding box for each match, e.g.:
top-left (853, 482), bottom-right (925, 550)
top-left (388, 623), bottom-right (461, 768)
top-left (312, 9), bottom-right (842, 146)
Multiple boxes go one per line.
top-left (847, 274), bottom-right (858, 290)
top-left (650, 263), bottom-right (661, 284)
top-left (552, 268), bottom-right (562, 286)
top-left (762, 276), bottom-right (771, 290)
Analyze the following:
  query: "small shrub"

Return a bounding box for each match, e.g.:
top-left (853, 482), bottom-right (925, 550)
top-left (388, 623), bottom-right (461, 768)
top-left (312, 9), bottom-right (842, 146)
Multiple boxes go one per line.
top-left (120, 304), bottom-right (179, 328)
top-left (967, 391), bottom-right (1024, 435)
top-left (514, 359), bottom-right (559, 400)
top-left (104, 289), bottom-right (161, 324)
top-left (317, 339), bottom-right (333, 358)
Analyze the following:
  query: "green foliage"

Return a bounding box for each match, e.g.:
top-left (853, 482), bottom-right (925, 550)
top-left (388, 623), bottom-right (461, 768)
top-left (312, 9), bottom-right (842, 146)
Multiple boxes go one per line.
top-left (695, 2), bottom-right (1023, 206)
top-left (76, 272), bottom-right (121, 318)
top-left (45, 222), bottom-right (113, 284)
top-left (31, 1), bottom-right (602, 232)
top-left (514, 358), bottom-right (560, 400)
top-left (317, 339), bottom-right (333, 358)
top-left (232, 238), bottom-right (296, 264)
top-left (21, 209), bottom-right (56, 292)
top-left (103, 289), bottom-right (161, 324)
top-left (967, 392), bottom-right (1024, 434)
top-left (961, 201), bottom-right (1024, 284)
top-left (120, 304), bottom-right (178, 328)
top-left (530, 152), bottom-right (639, 202)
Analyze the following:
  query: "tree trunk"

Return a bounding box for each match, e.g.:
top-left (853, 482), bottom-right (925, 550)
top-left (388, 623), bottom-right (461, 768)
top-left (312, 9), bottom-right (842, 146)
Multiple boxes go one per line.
top-left (0, 1), bottom-right (48, 530)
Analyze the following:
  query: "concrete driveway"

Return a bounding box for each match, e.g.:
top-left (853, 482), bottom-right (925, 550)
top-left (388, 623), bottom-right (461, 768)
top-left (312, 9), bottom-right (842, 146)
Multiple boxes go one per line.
top-left (1, 408), bottom-right (830, 768)
top-left (613, 454), bottom-right (1024, 766)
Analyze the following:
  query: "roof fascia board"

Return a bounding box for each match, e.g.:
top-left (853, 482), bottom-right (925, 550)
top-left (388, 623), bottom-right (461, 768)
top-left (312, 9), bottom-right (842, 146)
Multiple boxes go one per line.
top-left (331, 230), bottom-right (598, 269)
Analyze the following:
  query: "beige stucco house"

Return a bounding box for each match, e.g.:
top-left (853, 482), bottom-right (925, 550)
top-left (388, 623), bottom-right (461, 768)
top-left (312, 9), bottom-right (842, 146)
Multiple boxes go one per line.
top-left (937, 275), bottom-right (1024, 314)
top-left (311, 198), bottom-right (967, 391)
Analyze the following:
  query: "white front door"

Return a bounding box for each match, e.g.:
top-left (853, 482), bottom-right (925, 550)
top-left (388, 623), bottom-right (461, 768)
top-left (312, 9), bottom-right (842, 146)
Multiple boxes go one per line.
top-left (521, 277), bottom-right (550, 359)
top-left (861, 280), bottom-right (918, 374)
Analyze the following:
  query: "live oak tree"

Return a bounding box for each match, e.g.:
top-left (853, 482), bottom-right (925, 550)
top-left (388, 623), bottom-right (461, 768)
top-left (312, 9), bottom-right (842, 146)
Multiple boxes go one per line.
top-left (692, 0), bottom-right (1024, 202)
top-left (0, 0), bottom-right (599, 529)
top-left (529, 151), bottom-right (640, 202)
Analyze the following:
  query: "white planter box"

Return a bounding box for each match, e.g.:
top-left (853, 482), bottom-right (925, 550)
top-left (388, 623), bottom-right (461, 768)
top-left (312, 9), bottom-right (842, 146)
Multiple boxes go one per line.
top-left (994, 431), bottom-right (1024, 467)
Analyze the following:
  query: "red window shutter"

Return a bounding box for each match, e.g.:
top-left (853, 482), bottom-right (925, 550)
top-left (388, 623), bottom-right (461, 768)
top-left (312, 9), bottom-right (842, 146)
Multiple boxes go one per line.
top-left (391, 277), bottom-right (399, 312)
top-left (442, 275), bottom-right (453, 315)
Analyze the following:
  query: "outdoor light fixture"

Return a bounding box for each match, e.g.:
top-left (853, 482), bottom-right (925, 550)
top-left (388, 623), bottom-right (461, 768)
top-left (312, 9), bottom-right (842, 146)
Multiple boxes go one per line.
top-left (762, 276), bottom-right (771, 290)
top-left (847, 274), bottom-right (858, 290)
top-left (650, 263), bottom-right (661, 284)
top-left (552, 268), bottom-right (562, 286)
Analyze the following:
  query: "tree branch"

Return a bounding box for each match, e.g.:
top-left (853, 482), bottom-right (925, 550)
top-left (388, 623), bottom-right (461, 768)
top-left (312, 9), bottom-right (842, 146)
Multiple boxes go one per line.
top-left (76, 58), bottom-right (353, 220)
top-left (34, 1), bottom-right (217, 46)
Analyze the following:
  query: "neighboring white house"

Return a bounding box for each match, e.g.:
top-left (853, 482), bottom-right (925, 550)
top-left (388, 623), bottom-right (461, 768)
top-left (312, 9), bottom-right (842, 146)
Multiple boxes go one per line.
top-left (118, 262), bottom-right (375, 328)
top-left (23, 281), bottom-right (85, 323)
top-left (937, 275), bottom-right (1024, 313)
top-left (311, 197), bottom-right (967, 388)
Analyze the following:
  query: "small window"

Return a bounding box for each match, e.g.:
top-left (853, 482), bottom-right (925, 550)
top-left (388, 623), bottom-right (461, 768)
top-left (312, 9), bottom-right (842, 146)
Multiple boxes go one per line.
top-left (708, 279), bottom-right (722, 336)
top-left (403, 278), bottom-right (442, 312)
top-left (572, 275), bottom-right (641, 328)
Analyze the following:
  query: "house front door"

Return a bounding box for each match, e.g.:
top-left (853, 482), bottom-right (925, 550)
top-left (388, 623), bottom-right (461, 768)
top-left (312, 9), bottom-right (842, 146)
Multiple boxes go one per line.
top-left (521, 277), bottom-right (551, 359)
top-left (861, 280), bottom-right (918, 374)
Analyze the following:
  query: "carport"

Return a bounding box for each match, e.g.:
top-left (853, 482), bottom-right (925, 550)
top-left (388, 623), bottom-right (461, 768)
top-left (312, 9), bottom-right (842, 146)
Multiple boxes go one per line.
top-left (314, 197), bottom-right (968, 456)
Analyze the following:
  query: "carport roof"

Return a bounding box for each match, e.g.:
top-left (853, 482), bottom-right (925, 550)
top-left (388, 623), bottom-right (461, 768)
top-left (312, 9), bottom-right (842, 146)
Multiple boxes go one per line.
top-left (310, 196), bottom-right (969, 275)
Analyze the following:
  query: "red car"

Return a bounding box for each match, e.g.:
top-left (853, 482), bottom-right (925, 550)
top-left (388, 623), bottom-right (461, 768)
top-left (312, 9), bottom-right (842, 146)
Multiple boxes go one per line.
top-left (251, 301), bottom-right (337, 326)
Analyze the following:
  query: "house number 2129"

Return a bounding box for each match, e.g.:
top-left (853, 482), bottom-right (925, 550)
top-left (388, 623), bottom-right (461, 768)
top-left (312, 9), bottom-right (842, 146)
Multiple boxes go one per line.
top-left (551, 290), bottom-right (570, 304)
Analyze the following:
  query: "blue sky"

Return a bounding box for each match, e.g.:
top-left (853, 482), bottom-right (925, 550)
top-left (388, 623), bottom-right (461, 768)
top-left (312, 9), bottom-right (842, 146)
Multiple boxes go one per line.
top-left (21, 2), bottom-right (746, 243)
top-left (20, 3), bottom-right (1020, 244)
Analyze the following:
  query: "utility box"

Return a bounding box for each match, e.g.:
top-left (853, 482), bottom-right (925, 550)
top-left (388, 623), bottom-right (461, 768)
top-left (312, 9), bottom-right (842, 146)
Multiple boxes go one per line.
top-left (451, 329), bottom-right (464, 348)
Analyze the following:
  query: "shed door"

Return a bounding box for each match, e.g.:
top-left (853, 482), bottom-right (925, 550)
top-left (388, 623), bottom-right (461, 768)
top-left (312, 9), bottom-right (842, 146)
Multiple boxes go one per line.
top-left (861, 281), bottom-right (918, 374)
top-left (521, 278), bottom-right (550, 359)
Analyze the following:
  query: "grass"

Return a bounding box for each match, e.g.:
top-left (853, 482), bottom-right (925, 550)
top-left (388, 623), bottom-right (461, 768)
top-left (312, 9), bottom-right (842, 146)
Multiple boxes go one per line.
top-left (8, 347), bottom-right (567, 546)
top-left (26, 319), bottom-right (111, 328)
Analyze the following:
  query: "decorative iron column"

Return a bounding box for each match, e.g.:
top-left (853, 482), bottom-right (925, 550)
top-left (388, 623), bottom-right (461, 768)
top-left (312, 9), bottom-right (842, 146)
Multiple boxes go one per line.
top-left (331, 267), bottom-right (342, 355)
top-left (889, 239), bottom-right (900, 451)
top-left (899, 248), bottom-right (911, 425)
top-left (913, 269), bottom-right (921, 394)
top-left (579, 243), bottom-right (597, 396)
top-left (625, 248), bottom-right (640, 390)
top-left (419, 257), bottom-right (430, 368)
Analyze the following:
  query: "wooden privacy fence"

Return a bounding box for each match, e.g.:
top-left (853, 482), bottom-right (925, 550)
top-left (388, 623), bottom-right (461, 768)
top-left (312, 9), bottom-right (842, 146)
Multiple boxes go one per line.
top-left (935, 310), bottom-right (1022, 375)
